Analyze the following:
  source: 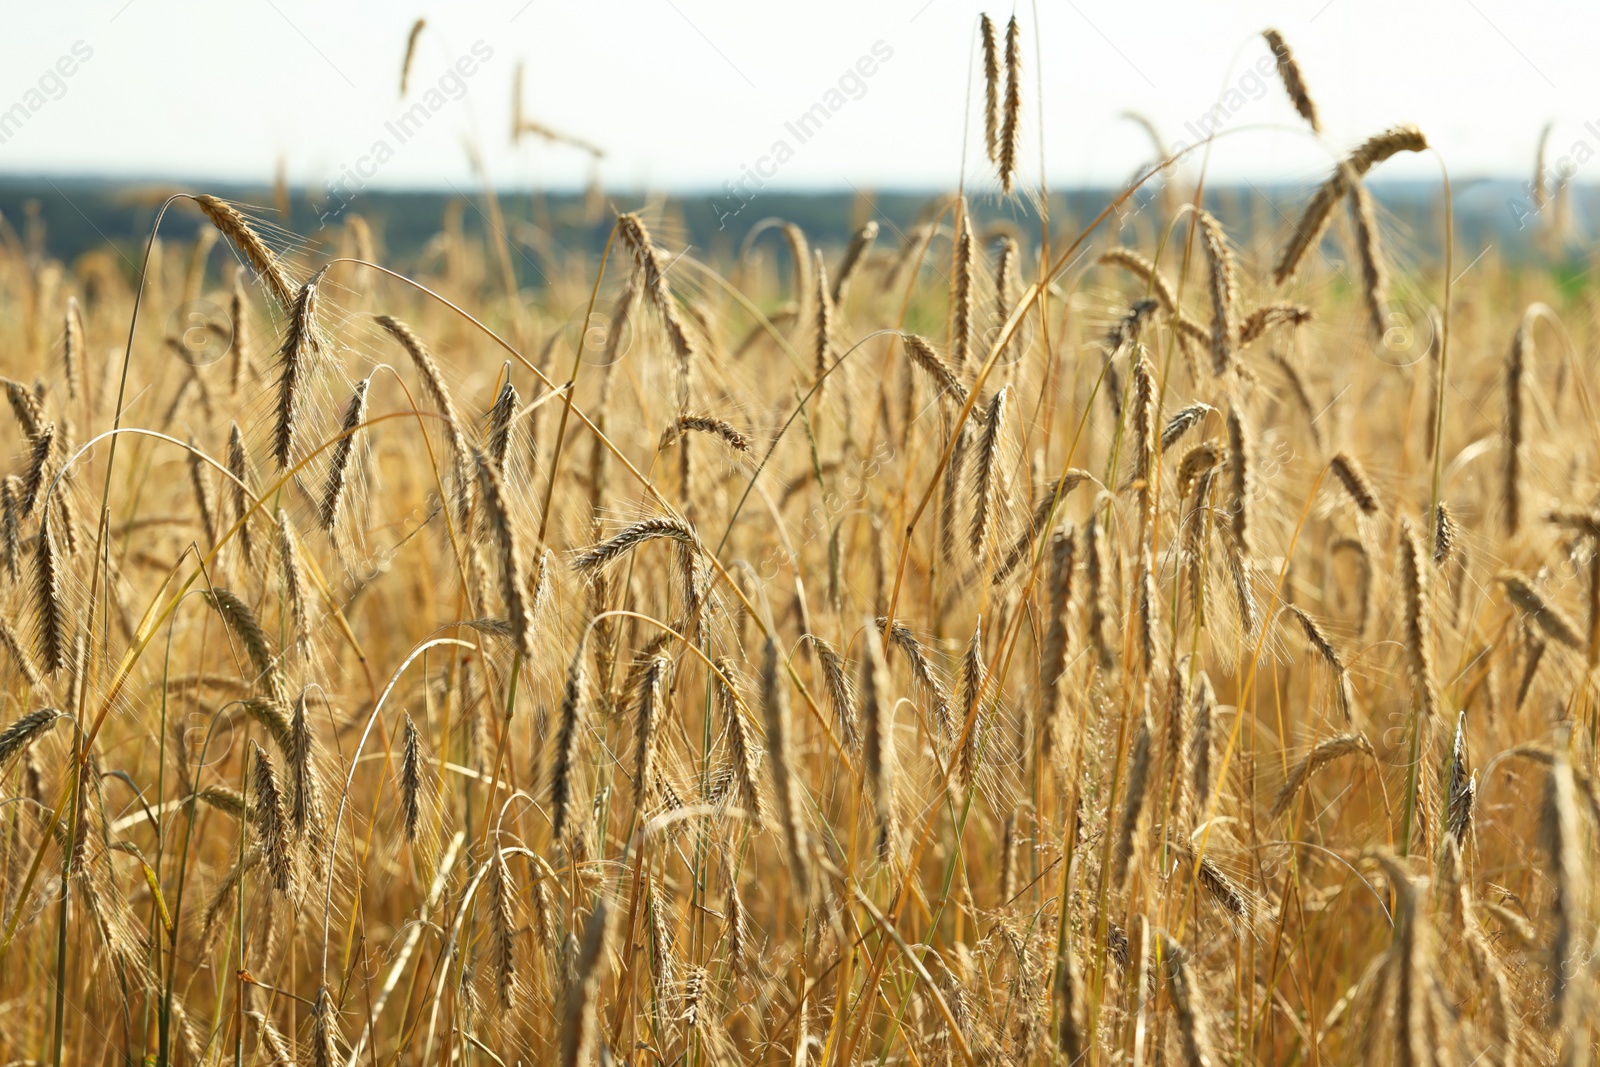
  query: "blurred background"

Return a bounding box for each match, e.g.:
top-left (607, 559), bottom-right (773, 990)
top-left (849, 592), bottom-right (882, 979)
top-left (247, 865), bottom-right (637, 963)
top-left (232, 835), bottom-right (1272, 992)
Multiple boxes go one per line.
top-left (0, 0), bottom-right (1592, 262)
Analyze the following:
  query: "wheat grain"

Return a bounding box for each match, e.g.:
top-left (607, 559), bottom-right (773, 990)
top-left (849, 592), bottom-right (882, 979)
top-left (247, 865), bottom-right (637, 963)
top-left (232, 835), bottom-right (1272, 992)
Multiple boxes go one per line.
top-left (1328, 452), bottom-right (1380, 516)
top-left (0, 708), bottom-right (61, 774)
top-left (617, 213), bottom-right (697, 406)
top-left (999, 16), bottom-right (1022, 193)
top-left (980, 14), bottom-right (1001, 164)
top-left (1499, 571), bottom-right (1584, 651)
top-left (61, 297), bottom-right (83, 402)
top-left (194, 195), bottom-right (296, 307)
top-left (712, 656), bottom-right (766, 824)
top-left (880, 617), bottom-right (955, 739)
top-left (475, 453), bottom-right (536, 661)
top-left (952, 206), bottom-right (975, 370)
top-left (1111, 695), bottom-right (1154, 887)
top-left (252, 744), bottom-right (295, 894)
top-left (277, 509), bottom-right (312, 666)
top-left (1273, 125), bottom-right (1428, 285)
top-left (400, 17), bottom-right (426, 95)
top-left (1347, 182), bottom-right (1388, 340)
top-left (1263, 29), bottom-right (1321, 133)
top-left (1198, 211), bottom-right (1239, 376)
top-left (660, 413), bottom-right (750, 454)
top-left (804, 634), bottom-right (858, 752)
top-left (320, 376), bottom-right (370, 533)
top-left (20, 423), bottom-right (53, 519)
top-left (1271, 733), bottom-right (1374, 818)
top-left (1161, 931), bottom-right (1220, 1067)
top-left (1543, 746), bottom-right (1582, 1032)
top-left (834, 219), bottom-right (879, 305)
top-left (33, 508), bottom-right (67, 675)
top-left (956, 617), bottom-right (989, 790)
top-left (969, 386), bottom-right (1010, 555)
top-left (1398, 519), bottom-right (1439, 720)
top-left (1162, 403), bottom-right (1213, 452)
top-left (273, 271), bottom-right (325, 470)
top-left (3, 378), bottom-right (43, 439)
top-left (573, 516), bottom-right (698, 574)
top-left (550, 638), bottom-right (588, 843)
top-left (1039, 525), bottom-right (1076, 766)
top-left (760, 638), bottom-right (810, 893)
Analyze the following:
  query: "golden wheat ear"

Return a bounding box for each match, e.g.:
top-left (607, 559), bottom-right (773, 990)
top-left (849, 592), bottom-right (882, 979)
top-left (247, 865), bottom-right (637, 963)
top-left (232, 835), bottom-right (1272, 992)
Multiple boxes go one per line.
top-left (193, 195), bottom-right (296, 308)
top-left (980, 14), bottom-right (1001, 164)
top-left (998, 15), bottom-right (1022, 193)
top-left (1262, 29), bottom-right (1321, 133)
top-left (400, 17), bottom-right (426, 96)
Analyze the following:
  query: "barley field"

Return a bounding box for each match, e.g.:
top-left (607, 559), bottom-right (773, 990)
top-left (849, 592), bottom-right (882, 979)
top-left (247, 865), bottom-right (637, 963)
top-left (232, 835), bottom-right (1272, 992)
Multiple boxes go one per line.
top-left (0, 17), bottom-right (1593, 1067)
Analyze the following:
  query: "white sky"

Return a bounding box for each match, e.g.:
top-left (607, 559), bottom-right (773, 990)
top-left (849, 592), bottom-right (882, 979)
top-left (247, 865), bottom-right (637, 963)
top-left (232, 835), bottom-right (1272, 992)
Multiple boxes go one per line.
top-left (0, 0), bottom-right (1591, 195)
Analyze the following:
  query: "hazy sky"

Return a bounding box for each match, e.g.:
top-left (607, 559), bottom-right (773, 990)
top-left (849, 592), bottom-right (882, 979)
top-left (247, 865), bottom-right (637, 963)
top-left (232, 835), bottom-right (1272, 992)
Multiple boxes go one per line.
top-left (0, 0), bottom-right (1591, 196)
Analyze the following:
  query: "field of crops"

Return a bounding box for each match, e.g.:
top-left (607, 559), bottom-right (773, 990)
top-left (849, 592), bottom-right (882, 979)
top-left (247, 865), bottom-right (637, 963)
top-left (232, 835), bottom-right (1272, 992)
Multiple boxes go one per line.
top-left (0, 17), bottom-right (1593, 1067)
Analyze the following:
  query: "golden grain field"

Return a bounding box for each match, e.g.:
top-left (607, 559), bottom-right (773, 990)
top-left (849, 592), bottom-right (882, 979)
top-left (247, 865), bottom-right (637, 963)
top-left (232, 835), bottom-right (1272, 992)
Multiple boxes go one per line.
top-left (0, 19), bottom-right (1593, 1067)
